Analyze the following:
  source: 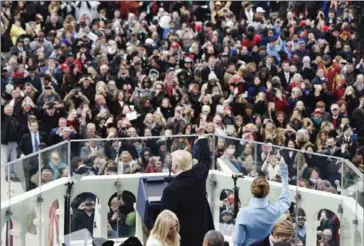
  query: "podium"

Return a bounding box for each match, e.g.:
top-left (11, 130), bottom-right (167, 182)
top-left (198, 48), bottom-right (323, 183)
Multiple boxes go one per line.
top-left (136, 176), bottom-right (170, 230)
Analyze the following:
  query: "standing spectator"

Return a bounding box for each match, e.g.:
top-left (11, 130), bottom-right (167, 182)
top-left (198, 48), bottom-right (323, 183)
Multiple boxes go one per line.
top-left (71, 197), bottom-right (95, 234)
top-left (1, 104), bottom-right (20, 181)
top-left (161, 125), bottom-right (214, 246)
top-left (17, 119), bottom-right (47, 157)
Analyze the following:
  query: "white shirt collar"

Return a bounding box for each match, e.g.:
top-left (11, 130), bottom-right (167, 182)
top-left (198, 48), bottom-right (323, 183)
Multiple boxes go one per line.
top-left (269, 235), bottom-right (274, 246)
top-left (90, 146), bottom-right (97, 152)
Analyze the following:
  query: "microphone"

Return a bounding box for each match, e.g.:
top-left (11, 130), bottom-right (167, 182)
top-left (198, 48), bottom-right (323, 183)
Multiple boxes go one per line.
top-left (232, 173), bottom-right (244, 179)
top-left (166, 154), bottom-right (173, 183)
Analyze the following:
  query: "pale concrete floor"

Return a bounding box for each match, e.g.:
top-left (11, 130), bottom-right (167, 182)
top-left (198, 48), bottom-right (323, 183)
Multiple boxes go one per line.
top-left (1, 163), bottom-right (39, 246)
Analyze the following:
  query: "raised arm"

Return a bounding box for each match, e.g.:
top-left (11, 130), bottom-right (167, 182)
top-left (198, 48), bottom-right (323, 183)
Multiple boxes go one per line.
top-left (192, 125), bottom-right (212, 179)
top-left (271, 157), bottom-right (291, 217)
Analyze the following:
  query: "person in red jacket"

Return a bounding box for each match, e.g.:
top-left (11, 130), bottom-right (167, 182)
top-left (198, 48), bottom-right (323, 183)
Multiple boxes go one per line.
top-left (272, 89), bottom-right (289, 113)
top-left (319, 55), bottom-right (341, 92)
top-left (119, 1), bottom-right (142, 17)
top-left (241, 28), bottom-right (261, 49)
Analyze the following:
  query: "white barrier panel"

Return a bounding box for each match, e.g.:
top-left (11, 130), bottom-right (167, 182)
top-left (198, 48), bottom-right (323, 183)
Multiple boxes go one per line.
top-left (1, 172), bottom-right (363, 246)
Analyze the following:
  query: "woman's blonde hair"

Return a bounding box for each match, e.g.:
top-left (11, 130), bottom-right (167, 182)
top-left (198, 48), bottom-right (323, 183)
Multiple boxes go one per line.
top-left (150, 210), bottom-right (180, 246)
top-left (316, 129), bottom-right (328, 152)
top-left (120, 151), bottom-right (132, 163)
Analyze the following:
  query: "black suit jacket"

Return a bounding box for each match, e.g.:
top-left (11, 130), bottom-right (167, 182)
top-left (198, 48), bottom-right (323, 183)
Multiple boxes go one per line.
top-left (266, 65), bottom-right (278, 77)
top-left (1, 114), bottom-right (20, 144)
top-left (161, 138), bottom-right (214, 246)
top-left (17, 131), bottom-right (47, 156)
top-left (201, 66), bottom-right (224, 83)
top-left (278, 71), bottom-right (293, 90)
top-left (250, 236), bottom-right (270, 246)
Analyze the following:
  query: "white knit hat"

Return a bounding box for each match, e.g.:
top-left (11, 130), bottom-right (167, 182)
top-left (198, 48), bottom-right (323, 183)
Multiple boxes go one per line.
top-left (208, 72), bottom-right (218, 81)
top-left (5, 84), bottom-right (14, 95)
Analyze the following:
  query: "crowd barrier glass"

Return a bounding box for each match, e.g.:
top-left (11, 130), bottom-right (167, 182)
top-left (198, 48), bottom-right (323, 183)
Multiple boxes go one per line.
top-left (1, 134), bottom-right (363, 246)
top-left (39, 142), bottom-right (69, 185)
top-left (213, 134), bottom-right (364, 246)
top-left (341, 161), bottom-right (363, 246)
top-left (3, 153), bottom-right (39, 200)
top-left (1, 163), bottom-right (11, 206)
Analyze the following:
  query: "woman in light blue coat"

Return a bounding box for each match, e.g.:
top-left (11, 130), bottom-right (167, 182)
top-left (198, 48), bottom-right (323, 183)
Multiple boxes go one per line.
top-left (233, 157), bottom-right (291, 246)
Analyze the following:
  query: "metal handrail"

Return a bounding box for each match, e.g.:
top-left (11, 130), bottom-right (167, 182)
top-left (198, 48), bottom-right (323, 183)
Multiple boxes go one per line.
top-left (68, 133), bottom-right (213, 142)
top-left (1, 133), bottom-right (362, 180)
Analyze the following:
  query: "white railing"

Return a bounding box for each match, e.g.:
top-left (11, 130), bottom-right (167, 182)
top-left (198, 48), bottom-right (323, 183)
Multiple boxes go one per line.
top-left (1, 171), bottom-right (363, 246)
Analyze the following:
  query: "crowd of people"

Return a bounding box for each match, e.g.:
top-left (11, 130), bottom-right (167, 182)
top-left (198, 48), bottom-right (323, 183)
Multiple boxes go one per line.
top-left (1, 1), bottom-right (364, 245)
top-left (2, 0), bottom-right (363, 191)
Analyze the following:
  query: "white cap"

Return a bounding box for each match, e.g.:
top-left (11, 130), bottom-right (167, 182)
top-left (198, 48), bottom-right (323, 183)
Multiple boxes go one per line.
top-left (256, 7), bottom-right (265, 13)
top-left (107, 46), bottom-right (117, 55)
top-left (303, 56), bottom-right (311, 63)
top-left (5, 84), bottom-right (14, 95)
top-left (208, 72), bottom-right (218, 81)
top-left (201, 105), bottom-right (211, 114)
top-left (145, 38), bottom-right (154, 46)
top-left (184, 57), bottom-right (193, 63)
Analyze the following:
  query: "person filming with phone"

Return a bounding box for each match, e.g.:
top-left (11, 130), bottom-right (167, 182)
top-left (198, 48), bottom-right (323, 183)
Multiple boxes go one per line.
top-left (233, 151), bottom-right (291, 246)
top-left (71, 197), bottom-right (95, 234)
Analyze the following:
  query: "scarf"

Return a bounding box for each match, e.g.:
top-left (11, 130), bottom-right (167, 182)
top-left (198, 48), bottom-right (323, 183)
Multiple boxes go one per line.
top-left (144, 122), bottom-right (156, 130)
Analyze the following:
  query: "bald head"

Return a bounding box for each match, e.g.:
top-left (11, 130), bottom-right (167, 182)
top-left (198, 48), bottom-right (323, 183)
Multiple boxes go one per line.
top-left (203, 230), bottom-right (224, 246)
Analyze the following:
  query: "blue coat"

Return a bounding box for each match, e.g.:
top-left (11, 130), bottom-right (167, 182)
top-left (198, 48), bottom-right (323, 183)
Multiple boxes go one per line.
top-left (233, 162), bottom-right (291, 246)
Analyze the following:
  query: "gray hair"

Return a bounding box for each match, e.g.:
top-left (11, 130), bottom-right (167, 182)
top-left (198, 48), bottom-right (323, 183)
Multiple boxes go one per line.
top-left (204, 230), bottom-right (224, 246)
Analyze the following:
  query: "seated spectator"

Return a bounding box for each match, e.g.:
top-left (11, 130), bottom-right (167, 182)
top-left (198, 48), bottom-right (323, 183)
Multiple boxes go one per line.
top-left (48, 151), bottom-right (67, 180)
top-left (144, 156), bottom-right (166, 174)
top-left (80, 140), bottom-right (104, 166)
top-left (171, 134), bottom-right (191, 152)
top-left (39, 168), bottom-right (54, 185)
top-left (118, 151), bottom-right (139, 174)
top-left (261, 154), bottom-right (281, 181)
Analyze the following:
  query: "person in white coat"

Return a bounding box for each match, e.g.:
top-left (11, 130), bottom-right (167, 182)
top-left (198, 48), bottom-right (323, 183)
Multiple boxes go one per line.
top-left (146, 210), bottom-right (180, 246)
top-left (75, 1), bottom-right (100, 21)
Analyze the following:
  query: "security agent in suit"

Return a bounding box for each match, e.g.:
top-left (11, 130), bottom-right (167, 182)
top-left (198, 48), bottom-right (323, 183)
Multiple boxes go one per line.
top-left (18, 120), bottom-right (47, 157)
top-left (161, 125), bottom-right (214, 246)
top-left (17, 119), bottom-right (47, 191)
